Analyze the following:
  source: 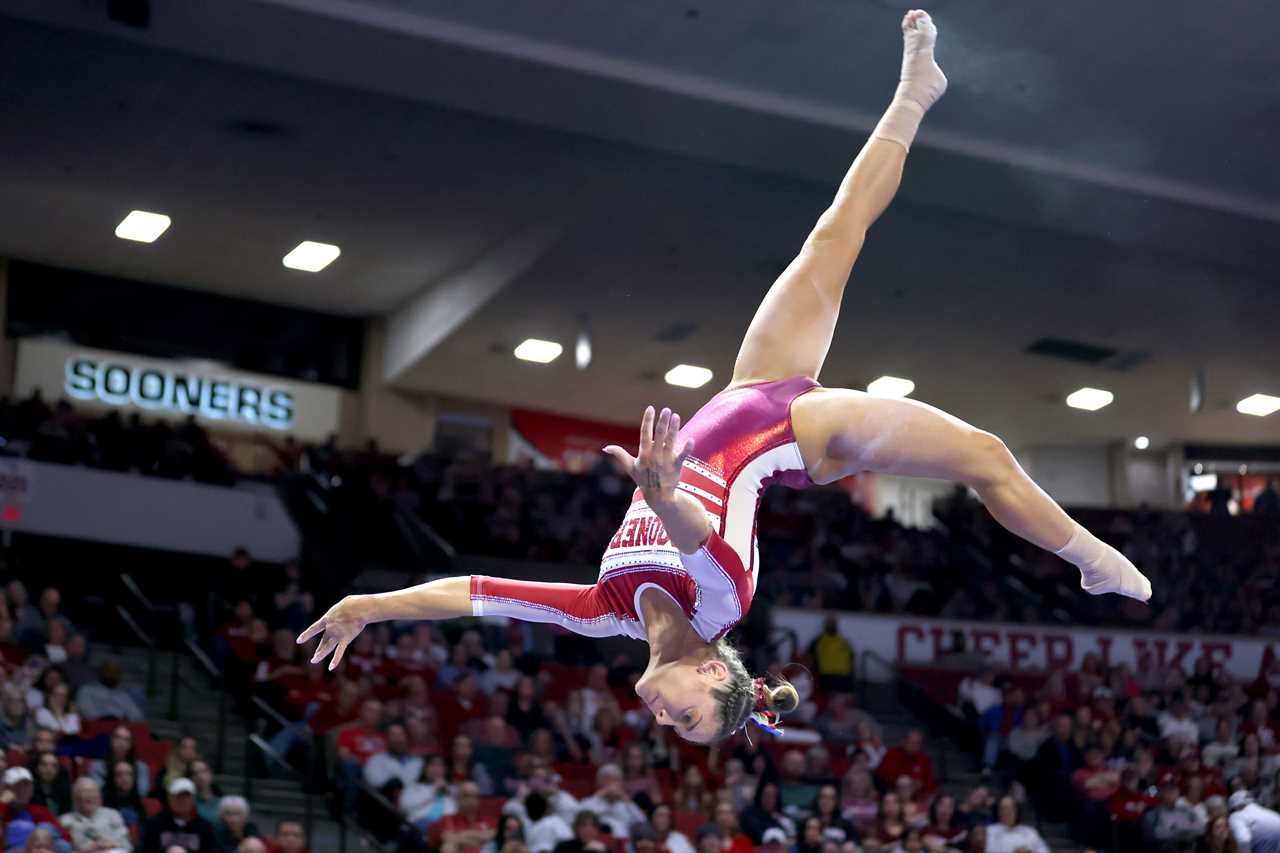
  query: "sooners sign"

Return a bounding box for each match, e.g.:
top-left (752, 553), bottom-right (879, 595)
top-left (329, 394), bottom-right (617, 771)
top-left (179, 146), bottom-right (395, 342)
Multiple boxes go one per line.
top-left (778, 609), bottom-right (1274, 684)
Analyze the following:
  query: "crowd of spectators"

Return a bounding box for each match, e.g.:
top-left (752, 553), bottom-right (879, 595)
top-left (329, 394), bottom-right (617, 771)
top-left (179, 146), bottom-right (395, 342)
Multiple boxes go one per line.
top-left (957, 647), bottom-right (1280, 851)
top-left (219, 562), bottom-right (1078, 853)
top-left (0, 577), bottom-right (310, 853)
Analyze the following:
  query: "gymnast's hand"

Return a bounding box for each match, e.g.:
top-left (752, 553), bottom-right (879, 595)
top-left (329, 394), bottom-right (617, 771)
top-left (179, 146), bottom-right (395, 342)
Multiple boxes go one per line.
top-left (604, 405), bottom-right (694, 508)
top-left (297, 594), bottom-right (370, 671)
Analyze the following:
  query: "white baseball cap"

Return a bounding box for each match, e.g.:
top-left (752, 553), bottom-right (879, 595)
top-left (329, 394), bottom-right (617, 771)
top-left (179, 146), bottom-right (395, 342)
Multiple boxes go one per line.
top-left (762, 829), bottom-right (787, 845)
top-left (3, 767), bottom-right (32, 785)
top-left (1229, 790), bottom-right (1254, 811)
top-left (167, 778), bottom-right (196, 796)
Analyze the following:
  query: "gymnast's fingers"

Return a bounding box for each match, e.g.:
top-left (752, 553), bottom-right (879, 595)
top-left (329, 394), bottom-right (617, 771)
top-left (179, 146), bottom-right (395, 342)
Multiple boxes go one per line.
top-left (638, 406), bottom-right (656, 462)
top-left (665, 413), bottom-right (682, 458)
top-left (655, 408), bottom-right (672, 453)
top-left (674, 435), bottom-right (695, 469)
top-left (297, 617), bottom-right (326, 645)
top-left (329, 637), bottom-right (353, 671)
top-left (311, 633), bottom-right (339, 664)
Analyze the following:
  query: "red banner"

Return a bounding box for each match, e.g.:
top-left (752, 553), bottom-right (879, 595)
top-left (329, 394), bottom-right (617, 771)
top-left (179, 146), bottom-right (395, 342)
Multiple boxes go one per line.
top-left (510, 408), bottom-right (638, 472)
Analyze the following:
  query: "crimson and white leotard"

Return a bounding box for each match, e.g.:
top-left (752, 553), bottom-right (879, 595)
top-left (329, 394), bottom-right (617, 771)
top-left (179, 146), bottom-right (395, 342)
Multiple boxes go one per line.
top-left (470, 376), bottom-right (820, 642)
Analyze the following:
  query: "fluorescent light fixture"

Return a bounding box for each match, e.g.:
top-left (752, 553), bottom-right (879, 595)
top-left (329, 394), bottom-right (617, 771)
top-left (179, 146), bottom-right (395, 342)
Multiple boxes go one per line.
top-left (282, 241), bottom-right (341, 272)
top-left (513, 338), bottom-right (562, 363)
top-left (115, 210), bottom-right (171, 243)
top-left (575, 330), bottom-right (592, 370)
top-left (1237, 394), bottom-right (1280, 417)
top-left (1066, 387), bottom-right (1113, 411)
top-left (1133, 436), bottom-right (1150, 450)
top-left (665, 364), bottom-right (713, 389)
top-left (1189, 473), bottom-right (1217, 492)
top-left (867, 376), bottom-right (915, 398)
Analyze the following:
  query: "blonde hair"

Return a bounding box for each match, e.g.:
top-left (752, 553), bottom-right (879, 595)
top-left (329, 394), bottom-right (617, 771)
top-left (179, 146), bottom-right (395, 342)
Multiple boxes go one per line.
top-left (709, 639), bottom-right (798, 741)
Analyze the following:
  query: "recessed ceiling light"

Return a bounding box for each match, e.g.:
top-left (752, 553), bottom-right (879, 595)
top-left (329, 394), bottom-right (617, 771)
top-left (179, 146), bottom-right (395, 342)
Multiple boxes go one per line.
top-left (115, 210), bottom-right (171, 243)
top-left (282, 241), bottom-right (341, 272)
top-left (1133, 436), bottom-right (1150, 450)
top-left (867, 376), bottom-right (915, 398)
top-left (665, 364), bottom-right (713, 389)
top-left (513, 339), bottom-right (563, 364)
top-left (1066, 387), bottom-right (1113, 411)
top-left (1237, 394), bottom-right (1280, 417)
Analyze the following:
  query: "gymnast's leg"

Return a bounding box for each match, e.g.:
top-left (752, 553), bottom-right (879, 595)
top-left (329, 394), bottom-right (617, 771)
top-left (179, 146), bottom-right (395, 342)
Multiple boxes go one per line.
top-left (791, 389), bottom-right (1152, 601)
top-left (729, 9), bottom-right (947, 387)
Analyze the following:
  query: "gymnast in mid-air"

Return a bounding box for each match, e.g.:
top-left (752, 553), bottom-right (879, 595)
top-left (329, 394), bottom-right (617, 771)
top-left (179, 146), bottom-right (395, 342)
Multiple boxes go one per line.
top-left (300, 10), bottom-right (1151, 743)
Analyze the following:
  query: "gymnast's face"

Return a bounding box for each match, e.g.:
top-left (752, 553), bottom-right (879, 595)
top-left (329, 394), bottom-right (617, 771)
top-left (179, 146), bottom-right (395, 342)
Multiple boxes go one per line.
top-left (634, 655), bottom-right (728, 743)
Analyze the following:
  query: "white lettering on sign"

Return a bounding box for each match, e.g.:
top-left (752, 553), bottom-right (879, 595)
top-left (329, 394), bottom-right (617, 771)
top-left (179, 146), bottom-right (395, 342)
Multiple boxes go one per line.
top-left (63, 357), bottom-right (295, 430)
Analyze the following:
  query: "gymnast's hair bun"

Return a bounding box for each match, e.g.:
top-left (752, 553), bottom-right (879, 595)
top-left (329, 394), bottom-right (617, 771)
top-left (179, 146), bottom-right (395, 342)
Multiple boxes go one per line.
top-left (764, 680), bottom-right (799, 716)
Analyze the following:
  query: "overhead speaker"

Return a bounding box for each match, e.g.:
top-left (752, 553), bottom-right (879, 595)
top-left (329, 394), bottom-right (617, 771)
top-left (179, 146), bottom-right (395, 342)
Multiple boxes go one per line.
top-left (1190, 368), bottom-right (1205, 414)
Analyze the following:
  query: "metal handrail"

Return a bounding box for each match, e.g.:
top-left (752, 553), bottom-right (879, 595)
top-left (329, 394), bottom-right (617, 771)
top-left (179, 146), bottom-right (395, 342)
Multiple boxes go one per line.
top-left (184, 638), bottom-right (229, 774)
top-left (250, 695), bottom-right (296, 732)
top-left (114, 605), bottom-right (158, 699)
top-left (245, 735), bottom-right (393, 853)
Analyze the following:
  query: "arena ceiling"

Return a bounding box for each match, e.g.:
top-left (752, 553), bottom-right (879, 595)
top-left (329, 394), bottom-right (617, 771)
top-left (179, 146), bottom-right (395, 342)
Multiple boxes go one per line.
top-left (0, 1), bottom-right (1276, 450)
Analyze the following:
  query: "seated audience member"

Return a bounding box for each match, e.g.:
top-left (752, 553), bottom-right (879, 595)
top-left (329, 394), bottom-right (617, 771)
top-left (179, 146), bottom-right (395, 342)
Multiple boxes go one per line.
top-left (740, 782), bottom-right (795, 845)
top-left (777, 751), bottom-right (819, 814)
top-left (707, 802), bottom-right (753, 853)
top-left (363, 723), bottom-right (423, 794)
top-left (33, 684), bottom-right (79, 739)
top-left (427, 782), bottom-right (497, 853)
top-left (510, 792), bottom-right (572, 853)
top-left (1144, 774), bottom-right (1207, 850)
top-left (0, 691), bottom-right (34, 750)
top-left (213, 797), bottom-right (259, 853)
top-left (578, 764), bottom-right (646, 840)
top-left (100, 763), bottom-right (145, 832)
top-left (399, 756), bottom-right (457, 829)
top-left (60, 778), bottom-right (130, 853)
top-left (648, 805), bottom-right (694, 853)
top-left (139, 779), bottom-right (217, 853)
top-left (89, 728), bottom-right (151, 798)
top-left (31, 752), bottom-right (73, 817)
top-left (810, 784), bottom-right (858, 845)
top-left (155, 738), bottom-right (201, 798)
top-left (983, 796), bottom-right (1048, 853)
top-left (334, 699), bottom-right (386, 807)
top-left (270, 820), bottom-right (306, 853)
top-left (922, 793), bottom-right (966, 850)
top-left (551, 811), bottom-right (609, 853)
top-left (876, 731), bottom-right (937, 795)
top-left (75, 664), bottom-right (144, 722)
top-left (839, 768), bottom-right (879, 835)
top-left (1, 767), bottom-right (70, 852)
top-left (189, 764), bottom-right (220, 827)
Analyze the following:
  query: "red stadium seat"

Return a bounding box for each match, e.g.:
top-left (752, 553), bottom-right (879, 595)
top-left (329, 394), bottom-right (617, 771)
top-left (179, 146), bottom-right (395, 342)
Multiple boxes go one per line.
top-left (143, 798), bottom-right (163, 817)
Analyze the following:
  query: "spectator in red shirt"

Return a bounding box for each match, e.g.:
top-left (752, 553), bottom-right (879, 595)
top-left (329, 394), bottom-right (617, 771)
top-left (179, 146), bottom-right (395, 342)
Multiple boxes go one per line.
top-left (1072, 746), bottom-right (1121, 802)
top-left (335, 699), bottom-right (386, 811)
top-left (428, 782), bottom-right (495, 853)
top-left (306, 679), bottom-right (360, 735)
top-left (876, 730), bottom-right (937, 794)
top-left (437, 674), bottom-right (488, 745)
top-left (708, 802), bottom-right (753, 853)
top-left (269, 819), bottom-right (308, 853)
top-left (337, 700), bottom-right (387, 767)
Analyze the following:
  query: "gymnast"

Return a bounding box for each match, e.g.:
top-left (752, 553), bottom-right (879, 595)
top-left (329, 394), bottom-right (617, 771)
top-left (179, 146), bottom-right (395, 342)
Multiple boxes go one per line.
top-left (300, 10), bottom-right (1150, 743)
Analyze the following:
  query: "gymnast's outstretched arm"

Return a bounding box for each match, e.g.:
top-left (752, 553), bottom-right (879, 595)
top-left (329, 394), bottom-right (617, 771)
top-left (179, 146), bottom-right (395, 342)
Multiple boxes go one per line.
top-left (791, 389), bottom-right (1152, 601)
top-left (298, 577), bottom-right (473, 668)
